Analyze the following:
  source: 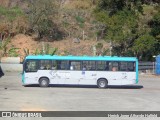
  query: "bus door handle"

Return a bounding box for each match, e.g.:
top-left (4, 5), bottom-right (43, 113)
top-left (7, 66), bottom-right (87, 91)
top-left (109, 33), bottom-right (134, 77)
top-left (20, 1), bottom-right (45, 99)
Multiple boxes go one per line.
top-left (113, 79), bottom-right (116, 80)
top-left (66, 78), bottom-right (70, 79)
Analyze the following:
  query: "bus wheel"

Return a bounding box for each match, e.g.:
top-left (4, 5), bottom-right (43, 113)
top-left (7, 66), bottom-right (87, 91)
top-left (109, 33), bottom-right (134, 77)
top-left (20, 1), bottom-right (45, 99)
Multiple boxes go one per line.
top-left (97, 79), bottom-right (107, 88)
top-left (39, 78), bottom-right (49, 87)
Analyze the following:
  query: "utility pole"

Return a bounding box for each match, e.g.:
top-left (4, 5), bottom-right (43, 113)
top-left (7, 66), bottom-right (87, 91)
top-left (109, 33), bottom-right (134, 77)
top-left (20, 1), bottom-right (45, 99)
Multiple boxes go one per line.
top-left (93, 45), bottom-right (96, 56)
top-left (153, 55), bottom-right (156, 74)
top-left (110, 40), bottom-right (112, 56)
top-left (82, 30), bottom-right (85, 40)
top-left (42, 42), bottom-right (45, 55)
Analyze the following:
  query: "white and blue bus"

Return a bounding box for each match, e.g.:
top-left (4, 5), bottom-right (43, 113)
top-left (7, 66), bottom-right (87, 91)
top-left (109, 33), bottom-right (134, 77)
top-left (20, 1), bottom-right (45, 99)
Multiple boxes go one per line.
top-left (22, 55), bottom-right (138, 88)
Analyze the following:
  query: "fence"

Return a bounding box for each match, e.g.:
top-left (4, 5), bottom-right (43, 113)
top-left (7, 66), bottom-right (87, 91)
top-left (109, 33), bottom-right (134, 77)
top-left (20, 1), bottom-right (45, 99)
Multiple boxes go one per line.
top-left (138, 61), bottom-right (155, 74)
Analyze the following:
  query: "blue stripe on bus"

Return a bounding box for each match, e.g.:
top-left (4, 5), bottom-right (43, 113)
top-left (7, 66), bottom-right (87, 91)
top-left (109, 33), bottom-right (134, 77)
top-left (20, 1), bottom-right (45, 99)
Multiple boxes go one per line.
top-left (25, 55), bottom-right (137, 62)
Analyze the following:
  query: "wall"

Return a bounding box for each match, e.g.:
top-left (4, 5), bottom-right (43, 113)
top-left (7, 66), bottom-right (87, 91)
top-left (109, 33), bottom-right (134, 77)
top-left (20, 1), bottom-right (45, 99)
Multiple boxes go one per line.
top-left (1, 63), bottom-right (22, 72)
top-left (0, 57), bottom-right (22, 72)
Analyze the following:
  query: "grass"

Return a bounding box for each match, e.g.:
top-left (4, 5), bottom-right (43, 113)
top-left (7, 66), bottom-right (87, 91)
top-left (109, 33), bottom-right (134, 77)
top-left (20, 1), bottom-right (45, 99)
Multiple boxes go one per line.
top-left (0, 6), bottom-right (24, 21)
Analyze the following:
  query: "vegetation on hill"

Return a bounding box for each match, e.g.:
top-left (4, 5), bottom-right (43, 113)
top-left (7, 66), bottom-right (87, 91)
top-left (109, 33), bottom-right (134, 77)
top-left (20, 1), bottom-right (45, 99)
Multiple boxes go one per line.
top-left (0, 0), bottom-right (160, 61)
top-left (94, 0), bottom-right (160, 60)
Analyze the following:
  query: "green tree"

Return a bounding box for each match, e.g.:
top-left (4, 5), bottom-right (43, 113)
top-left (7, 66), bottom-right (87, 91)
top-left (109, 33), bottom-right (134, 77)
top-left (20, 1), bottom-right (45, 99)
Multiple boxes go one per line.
top-left (132, 34), bottom-right (156, 60)
top-left (0, 38), bottom-right (20, 57)
top-left (94, 0), bottom-right (159, 60)
top-left (0, 38), bottom-right (10, 57)
top-left (96, 0), bottom-right (143, 16)
top-left (95, 8), bottom-right (138, 56)
top-left (150, 12), bottom-right (160, 37)
top-left (26, 0), bottom-right (58, 39)
top-left (0, 6), bottom-right (27, 34)
top-left (150, 11), bottom-right (160, 56)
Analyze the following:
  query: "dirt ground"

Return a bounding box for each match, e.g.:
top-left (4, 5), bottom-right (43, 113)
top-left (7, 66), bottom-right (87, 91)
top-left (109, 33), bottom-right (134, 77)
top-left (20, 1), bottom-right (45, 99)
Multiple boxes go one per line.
top-left (0, 73), bottom-right (160, 120)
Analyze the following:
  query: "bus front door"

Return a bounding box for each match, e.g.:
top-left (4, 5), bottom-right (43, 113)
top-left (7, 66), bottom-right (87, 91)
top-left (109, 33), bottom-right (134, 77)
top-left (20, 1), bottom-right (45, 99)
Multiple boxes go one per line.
top-left (24, 72), bottom-right (39, 84)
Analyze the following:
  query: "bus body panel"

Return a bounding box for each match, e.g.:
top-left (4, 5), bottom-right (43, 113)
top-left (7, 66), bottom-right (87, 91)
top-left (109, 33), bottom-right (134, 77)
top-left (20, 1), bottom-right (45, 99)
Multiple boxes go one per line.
top-left (22, 55), bottom-right (138, 86)
top-left (23, 71), bottom-right (137, 86)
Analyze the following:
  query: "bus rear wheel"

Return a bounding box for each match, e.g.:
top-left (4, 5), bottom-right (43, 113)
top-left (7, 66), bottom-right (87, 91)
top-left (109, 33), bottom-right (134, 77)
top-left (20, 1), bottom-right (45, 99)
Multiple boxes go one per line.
top-left (97, 79), bottom-right (108, 88)
top-left (39, 78), bottom-right (49, 87)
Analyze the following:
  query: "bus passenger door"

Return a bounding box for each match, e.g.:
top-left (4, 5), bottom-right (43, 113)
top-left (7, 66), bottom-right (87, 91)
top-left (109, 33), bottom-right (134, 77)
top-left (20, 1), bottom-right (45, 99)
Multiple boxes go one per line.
top-left (24, 60), bottom-right (39, 84)
top-left (65, 71), bottom-right (80, 84)
top-left (79, 71), bottom-right (97, 85)
top-left (64, 61), bottom-right (81, 84)
top-left (25, 72), bottom-right (39, 84)
top-left (79, 61), bottom-right (97, 85)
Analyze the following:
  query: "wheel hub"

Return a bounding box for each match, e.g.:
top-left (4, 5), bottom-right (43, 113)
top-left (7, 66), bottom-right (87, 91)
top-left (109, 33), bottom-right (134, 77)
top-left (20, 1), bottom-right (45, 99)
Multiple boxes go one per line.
top-left (99, 81), bottom-right (105, 87)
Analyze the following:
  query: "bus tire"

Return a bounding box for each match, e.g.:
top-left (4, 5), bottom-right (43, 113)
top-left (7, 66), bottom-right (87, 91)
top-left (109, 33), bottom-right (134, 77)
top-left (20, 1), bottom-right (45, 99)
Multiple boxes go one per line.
top-left (97, 79), bottom-right (108, 88)
top-left (39, 78), bottom-right (49, 87)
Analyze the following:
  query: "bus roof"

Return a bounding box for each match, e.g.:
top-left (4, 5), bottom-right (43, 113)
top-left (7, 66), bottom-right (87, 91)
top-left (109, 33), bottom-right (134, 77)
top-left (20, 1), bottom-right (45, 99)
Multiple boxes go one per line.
top-left (25, 55), bottom-right (137, 62)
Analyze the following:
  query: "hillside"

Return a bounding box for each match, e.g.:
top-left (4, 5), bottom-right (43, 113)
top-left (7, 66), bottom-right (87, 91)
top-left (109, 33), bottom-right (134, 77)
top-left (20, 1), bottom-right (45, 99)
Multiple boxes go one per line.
top-left (9, 34), bottom-right (109, 61)
top-left (0, 0), bottom-right (160, 61)
top-left (0, 0), bottom-right (109, 60)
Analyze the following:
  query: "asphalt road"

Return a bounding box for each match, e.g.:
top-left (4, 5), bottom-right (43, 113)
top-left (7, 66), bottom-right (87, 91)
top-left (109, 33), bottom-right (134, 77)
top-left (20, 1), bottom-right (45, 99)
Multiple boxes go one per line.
top-left (0, 72), bottom-right (160, 120)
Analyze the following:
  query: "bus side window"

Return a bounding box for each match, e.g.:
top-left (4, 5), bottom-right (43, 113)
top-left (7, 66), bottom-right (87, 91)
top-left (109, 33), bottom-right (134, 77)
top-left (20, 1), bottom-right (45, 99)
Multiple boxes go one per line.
top-left (39, 60), bottom-right (51, 70)
top-left (120, 62), bottom-right (127, 71)
top-left (127, 62), bottom-right (135, 71)
top-left (109, 62), bottom-right (112, 71)
top-left (70, 62), bottom-right (75, 70)
top-left (109, 62), bottom-right (119, 71)
top-left (82, 61), bottom-right (96, 71)
top-left (51, 61), bottom-right (57, 70)
top-left (58, 61), bottom-right (64, 70)
top-left (89, 61), bottom-right (96, 71)
top-left (97, 61), bottom-right (106, 71)
top-left (57, 61), bottom-right (69, 70)
top-left (112, 67), bottom-right (117, 71)
top-left (70, 61), bottom-right (81, 70)
top-left (39, 60), bottom-right (45, 70)
top-left (105, 62), bottom-right (109, 70)
top-left (82, 64), bottom-right (87, 71)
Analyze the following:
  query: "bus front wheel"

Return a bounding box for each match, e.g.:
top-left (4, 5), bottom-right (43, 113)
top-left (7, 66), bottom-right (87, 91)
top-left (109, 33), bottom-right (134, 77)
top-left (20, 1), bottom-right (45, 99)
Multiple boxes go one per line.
top-left (39, 78), bottom-right (49, 87)
top-left (97, 79), bottom-right (108, 88)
